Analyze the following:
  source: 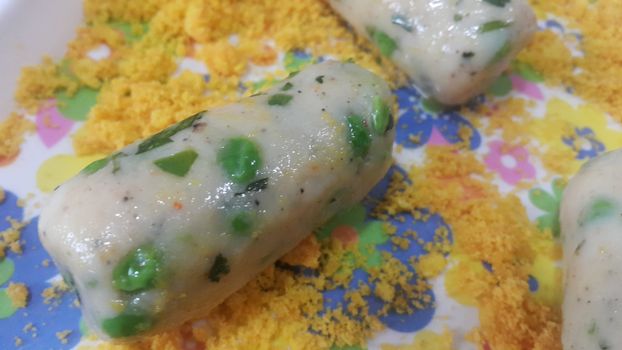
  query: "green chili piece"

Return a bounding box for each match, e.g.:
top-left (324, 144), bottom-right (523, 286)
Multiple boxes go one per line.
top-left (112, 244), bottom-right (162, 293)
top-left (371, 96), bottom-right (391, 135)
top-left (367, 27), bottom-right (398, 57)
top-left (346, 115), bottom-right (372, 158)
top-left (207, 254), bottom-right (230, 282)
top-left (153, 149), bottom-right (198, 177)
top-left (231, 212), bottom-right (254, 236)
top-left (268, 93), bottom-right (293, 106)
top-left (421, 98), bottom-right (445, 114)
top-left (217, 137), bottom-right (262, 184)
top-left (281, 82), bottom-right (293, 91)
top-left (480, 20), bottom-right (511, 33)
top-left (82, 152), bottom-right (127, 175)
top-left (82, 157), bottom-right (109, 175)
top-left (579, 198), bottom-right (616, 226)
top-left (489, 41), bottom-right (512, 65)
top-left (102, 313), bottom-right (153, 338)
top-left (483, 0), bottom-right (511, 7)
top-left (136, 112), bottom-right (203, 154)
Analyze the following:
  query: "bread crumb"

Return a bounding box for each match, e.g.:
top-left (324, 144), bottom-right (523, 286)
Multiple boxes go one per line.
top-left (56, 330), bottom-right (72, 344)
top-left (0, 113), bottom-right (35, 161)
top-left (0, 217), bottom-right (27, 259)
top-left (279, 235), bottom-right (321, 268)
top-left (7, 282), bottom-right (29, 308)
top-left (42, 279), bottom-right (71, 304)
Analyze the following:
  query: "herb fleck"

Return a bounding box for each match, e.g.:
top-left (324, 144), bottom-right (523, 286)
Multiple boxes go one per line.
top-left (235, 177), bottom-right (269, 196)
top-left (480, 20), bottom-right (512, 33)
top-left (315, 75), bottom-right (324, 84)
top-left (207, 254), bottom-right (230, 282)
top-left (268, 93), bottom-right (293, 106)
top-left (483, 0), bottom-right (511, 7)
top-left (281, 82), bottom-right (293, 91)
top-left (489, 40), bottom-right (512, 65)
top-left (367, 27), bottom-right (398, 57)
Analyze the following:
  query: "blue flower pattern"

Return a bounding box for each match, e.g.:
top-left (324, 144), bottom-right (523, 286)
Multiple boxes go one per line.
top-left (0, 191), bottom-right (81, 349)
top-left (394, 86), bottom-right (482, 150)
top-left (562, 127), bottom-right (605, 160)
top-left (317, 165), bottom-right (452, 333)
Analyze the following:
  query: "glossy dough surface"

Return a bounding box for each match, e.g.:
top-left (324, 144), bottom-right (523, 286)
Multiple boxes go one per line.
top-left (38, 61), bottom-right (394, 339)
top-left (561, 150), bottom-right (622, 350)
top-left (329, 0), bottom-right (536, 104)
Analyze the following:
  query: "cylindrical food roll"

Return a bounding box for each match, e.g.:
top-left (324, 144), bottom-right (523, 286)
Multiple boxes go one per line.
top-left (38, 61), bottom-right (394, 339)
top-left (328, 0), bottom-right (536, 105)
top-left (560, 150), bottom-right (622, 350)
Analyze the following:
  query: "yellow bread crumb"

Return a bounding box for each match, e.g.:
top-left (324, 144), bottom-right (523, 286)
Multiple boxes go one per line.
top-left (376, 146), bottom-right (561, 349)
top-left (528, 0), bottom-right (622, 122)
top-left (7, 282), bottom-right (29, 308)
top-left (279, 235), bottom-right (321, 269)
top-left (0, 113), bottom-right (35, 160)
top-left (56, 330), bottom-right (72, 344)
top-left (0, 217), bottom-right (27, 259)
top-left (42, 279), bottom-right (71, 304)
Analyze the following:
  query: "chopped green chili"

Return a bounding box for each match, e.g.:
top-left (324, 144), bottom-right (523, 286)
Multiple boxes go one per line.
top-left (480, 20), bottom-right (511, 33)
top-left (112, 244), bottom-right (162, 293)
top-left (346, 115), bottom-right (372, 158)
top-left (367, 27), bottom-right (398, 57)
top-left (483, 0), bottom-right (511, 7)
top-left (207, 254), bottom-right (230, 282)
top-left (579, 198), bottom-right (617, 226)
top-left (82, 152), bottom-right (127, 175)
top-left (217, 137), bottom-right (262, 184)
top-left (82, 157), bottom-right (109, 175)
top-left (153, 149), bottom-right (198, 177)
top-left (489, 40), bottom-right (512, 65)
top-left (268, 93), bottom-right (293, 106)
top-left (102, 312), bottom-right (153, 338)
top-left (421, 98), bottom-right (445, 114)
top-left (136, 112), bottom-right (203, 154)
top-left (371, 96), bottom-right (391, 135)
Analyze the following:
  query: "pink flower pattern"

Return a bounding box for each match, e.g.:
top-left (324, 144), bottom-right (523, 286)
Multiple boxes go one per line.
top-left (485, 140), bottom-right (536, 185)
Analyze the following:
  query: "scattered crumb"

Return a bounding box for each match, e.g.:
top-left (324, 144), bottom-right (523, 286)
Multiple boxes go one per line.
top-left (279, 235), bottom-right (321, 269)
top-left (7, 282), bottom-right (29, 308)
top-left (56, 330), bottom-right (72, 344)
top-left (0, 113), bottom-right (35, 160)
top-left (0, 216), bottom-right (28, 259)
top-left (42, 279), bottom-right (71, 305)
top-left (14, 336), bottom-right (22, 347)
